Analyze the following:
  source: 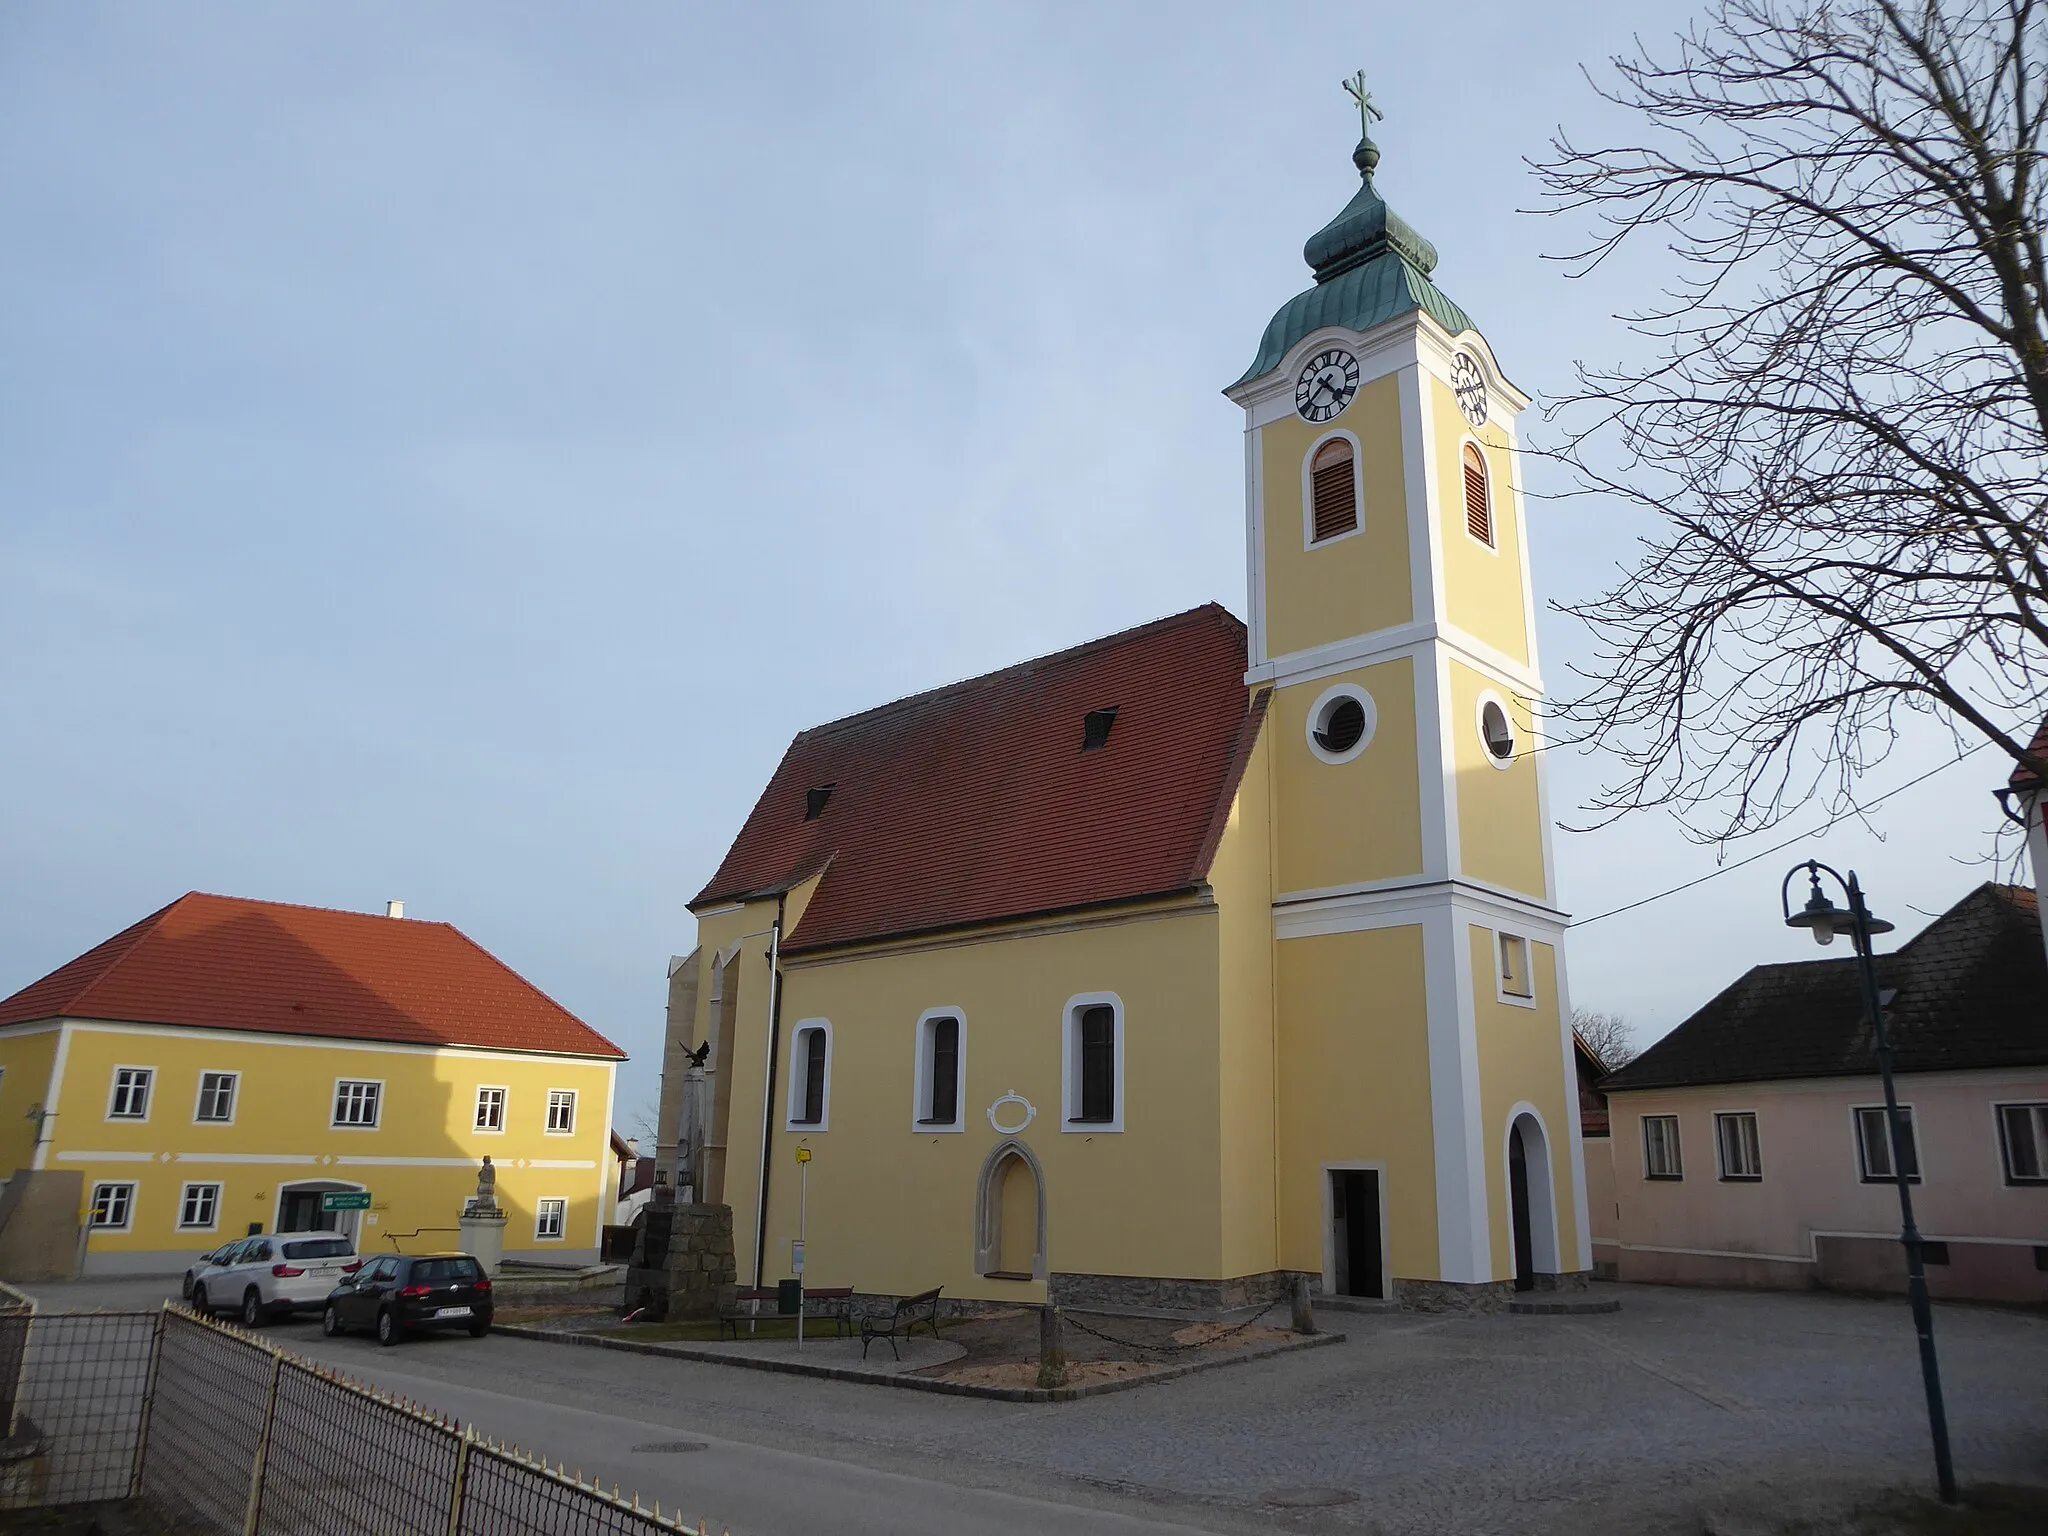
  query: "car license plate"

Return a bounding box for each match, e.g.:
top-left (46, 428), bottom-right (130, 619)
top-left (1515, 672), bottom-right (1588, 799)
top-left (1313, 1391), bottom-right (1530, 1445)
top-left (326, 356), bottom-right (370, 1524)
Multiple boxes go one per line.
top-left (435, 1306), bottom-right (471, 1319)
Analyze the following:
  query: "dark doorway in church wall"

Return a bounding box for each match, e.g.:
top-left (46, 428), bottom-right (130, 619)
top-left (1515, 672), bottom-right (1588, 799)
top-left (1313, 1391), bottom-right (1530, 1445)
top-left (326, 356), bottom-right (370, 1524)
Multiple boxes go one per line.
top-left (1510, 1124), bottom-right (1535, 1291)
top-left (1328, 1168), bottom-right (1384, 1299)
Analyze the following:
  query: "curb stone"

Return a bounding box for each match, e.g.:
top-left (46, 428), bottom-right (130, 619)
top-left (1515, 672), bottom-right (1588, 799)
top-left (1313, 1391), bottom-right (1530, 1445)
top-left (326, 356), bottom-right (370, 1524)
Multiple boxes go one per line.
top-left (490, 1322), bottom-right (1346, 1402)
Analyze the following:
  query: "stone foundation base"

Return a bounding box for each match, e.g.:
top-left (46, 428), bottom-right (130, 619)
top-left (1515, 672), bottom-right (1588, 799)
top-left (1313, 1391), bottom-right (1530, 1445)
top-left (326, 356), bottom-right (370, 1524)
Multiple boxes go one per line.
top-left (1528, 1270), bottom-right (1593, 1293)
top-left (1048, 1270), bottom-right (1301, 1316)
top-left (1392, 1278), bottom-right (1516, 1315)
top-left (624, 1203), bottom-right (735, 1320)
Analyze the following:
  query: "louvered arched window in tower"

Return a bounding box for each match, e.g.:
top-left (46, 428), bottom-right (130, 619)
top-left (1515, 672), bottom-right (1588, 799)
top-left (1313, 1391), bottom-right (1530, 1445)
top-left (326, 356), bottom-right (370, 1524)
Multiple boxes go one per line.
top-left (1308, 437), bottom-right (1359, 544)
top-left (1462, 442), bottom-right (1494, 547)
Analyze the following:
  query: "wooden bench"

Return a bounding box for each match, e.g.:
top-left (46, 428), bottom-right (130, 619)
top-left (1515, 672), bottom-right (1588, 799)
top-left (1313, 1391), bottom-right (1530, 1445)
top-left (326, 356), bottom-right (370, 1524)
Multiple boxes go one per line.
top-left (718, 1285), bottom-right (860, 1338)
top-left (800, 1285), bottom-right (857, 1337)
top-left (717, 1286), bottom-right (780, 1338)
top-left (858, 1286), bottom-right (943, 1360)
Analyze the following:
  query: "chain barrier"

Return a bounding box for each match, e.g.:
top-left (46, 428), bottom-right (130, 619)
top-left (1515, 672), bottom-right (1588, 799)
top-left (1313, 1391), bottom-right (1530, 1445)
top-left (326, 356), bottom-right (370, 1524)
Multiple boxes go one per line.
top-left (1059, 1293), bottom-right (1289, 1356)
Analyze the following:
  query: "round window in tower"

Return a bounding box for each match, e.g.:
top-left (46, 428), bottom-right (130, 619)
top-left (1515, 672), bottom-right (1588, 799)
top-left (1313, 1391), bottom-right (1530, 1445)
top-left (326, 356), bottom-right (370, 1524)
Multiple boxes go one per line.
top-left (1478, 694), bottom-right (1517, 767)
top-left (1306, 685), bottom-right (1377, 765)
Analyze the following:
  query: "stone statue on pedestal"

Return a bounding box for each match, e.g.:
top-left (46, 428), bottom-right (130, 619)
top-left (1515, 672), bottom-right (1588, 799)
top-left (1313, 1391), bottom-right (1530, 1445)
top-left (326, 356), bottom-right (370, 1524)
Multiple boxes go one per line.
top-left (467, 1155), bottom-right (499, 1215)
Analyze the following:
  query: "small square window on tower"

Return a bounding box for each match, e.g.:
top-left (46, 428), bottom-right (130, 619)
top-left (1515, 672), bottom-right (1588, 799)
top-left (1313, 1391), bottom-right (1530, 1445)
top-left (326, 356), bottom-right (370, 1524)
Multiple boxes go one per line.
top-left (1497, 933), bottom-right (1534, 1002)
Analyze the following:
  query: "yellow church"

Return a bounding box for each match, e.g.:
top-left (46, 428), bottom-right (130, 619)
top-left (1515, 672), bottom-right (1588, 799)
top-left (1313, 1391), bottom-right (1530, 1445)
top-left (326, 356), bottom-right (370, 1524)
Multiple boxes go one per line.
top-left (662, 88), bottom-right (1587, 1314)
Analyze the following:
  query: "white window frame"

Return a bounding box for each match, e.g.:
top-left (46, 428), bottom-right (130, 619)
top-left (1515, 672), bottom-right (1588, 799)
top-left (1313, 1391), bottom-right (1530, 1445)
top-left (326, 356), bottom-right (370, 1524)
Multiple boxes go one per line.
top-left (193, 1070), bottom-right (239, 1125)
top-left (1459, 434), bottom-right (1503, 555)
top-left (474, 1085), bottom-right (508, 1135)
top-left (910, 1008), bottom-right (967, 1132)
top-left (785, 1019), bottom-right (833, 1131)
top-left (106, 1066), bottom-right (154, 1122)
top-left (545, 1089), bottom-right (577, 1136)
top-left (1300, 428), bottom-right (1366, 550)
top-left (90, 1181), bottom-right (135, 1231)
top-left (1061, 991), bottom-right (1125, 1134)
top-left (332, 1079), bottom-right (384, 1130)
top-left (534, 1197), bottom-right (567, 1241)
top-left (1854, 1104), bottom-right (1921, 1183)
top-left (1474, 689), bottom-right (1518, 770)
top-left (1495, 931), bottom-right (1536, 1007)
top-left (178, 1181), bottom-right (222, 1232)
top-left (1304, 683), bottom-right (1378, 766)
top-left (1995, 1100), bottom-right (2048, 1184)
top-left (1715, 1110), bottom-right (1763, 1181)
top-left (1642, 1114), bottom-right (1683, 1180)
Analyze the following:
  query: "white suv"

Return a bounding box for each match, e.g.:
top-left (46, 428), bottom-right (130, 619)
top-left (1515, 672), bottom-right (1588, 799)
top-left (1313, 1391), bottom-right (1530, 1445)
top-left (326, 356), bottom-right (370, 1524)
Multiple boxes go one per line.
top-left (190, 1233), bottom-right (360, 1326)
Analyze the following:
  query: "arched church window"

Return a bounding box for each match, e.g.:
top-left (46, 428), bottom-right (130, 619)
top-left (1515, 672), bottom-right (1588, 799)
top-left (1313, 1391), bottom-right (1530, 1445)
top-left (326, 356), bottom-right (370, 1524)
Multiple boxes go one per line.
top-left (786, 1020), bottom-right (831, 1128)
top-left (1309, 438), bottom-right (1359, 543)
top-left (1462, 442), bottom-right (1494, 547)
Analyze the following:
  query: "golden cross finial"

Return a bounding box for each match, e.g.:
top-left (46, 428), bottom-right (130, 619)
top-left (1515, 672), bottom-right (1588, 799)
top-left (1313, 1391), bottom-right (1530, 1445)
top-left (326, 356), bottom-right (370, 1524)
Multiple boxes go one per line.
top-left (1341, 70), bottom-right (1383, 140)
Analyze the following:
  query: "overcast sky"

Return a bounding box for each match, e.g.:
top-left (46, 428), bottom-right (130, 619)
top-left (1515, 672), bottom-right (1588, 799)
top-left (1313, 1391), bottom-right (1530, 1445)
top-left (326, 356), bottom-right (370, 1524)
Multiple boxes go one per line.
top-left (2, 3), bottom-right (2025, 1123)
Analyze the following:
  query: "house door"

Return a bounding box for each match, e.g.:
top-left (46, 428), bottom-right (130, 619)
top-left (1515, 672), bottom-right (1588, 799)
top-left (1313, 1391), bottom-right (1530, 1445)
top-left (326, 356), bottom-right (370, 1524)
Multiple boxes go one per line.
top-left (1329, 1169), bottom-right (1383, 1299)
top-left (278, 1189), bottom-right (334, 1233)
top-left (1509, 1125), bottom-right (1535, 1292)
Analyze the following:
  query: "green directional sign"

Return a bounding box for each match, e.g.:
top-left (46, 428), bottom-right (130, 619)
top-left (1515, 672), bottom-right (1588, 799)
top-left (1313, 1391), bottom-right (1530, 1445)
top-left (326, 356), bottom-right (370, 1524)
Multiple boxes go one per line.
top-left (321, 1191), bottom-right (372, 1212)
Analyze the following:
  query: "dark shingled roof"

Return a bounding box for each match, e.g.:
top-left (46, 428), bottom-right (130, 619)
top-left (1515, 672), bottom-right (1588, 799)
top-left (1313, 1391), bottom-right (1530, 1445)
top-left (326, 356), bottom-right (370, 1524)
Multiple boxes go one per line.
top-left (1601, 883), bottom-right (2048, 1093)
top-left (692, 604), bottom-right (1266, 956)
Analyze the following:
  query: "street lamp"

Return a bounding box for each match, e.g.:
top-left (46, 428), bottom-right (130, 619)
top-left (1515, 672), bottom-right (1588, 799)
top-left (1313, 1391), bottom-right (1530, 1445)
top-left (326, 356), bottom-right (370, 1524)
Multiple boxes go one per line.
top-left (1779, 861), bottom-right (1956, 1504)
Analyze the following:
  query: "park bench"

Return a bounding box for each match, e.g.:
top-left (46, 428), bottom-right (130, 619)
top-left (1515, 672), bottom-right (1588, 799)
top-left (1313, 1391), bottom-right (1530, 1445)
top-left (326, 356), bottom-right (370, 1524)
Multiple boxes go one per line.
top-left (858, 1286), bottom-right (943, 1361)
top-left (717, 1286), bottom-right (780, 1338)
top-left (717, 1284), bottom-right (860, 1338)
top-left (800, 1285), bottom-right (857, 1337)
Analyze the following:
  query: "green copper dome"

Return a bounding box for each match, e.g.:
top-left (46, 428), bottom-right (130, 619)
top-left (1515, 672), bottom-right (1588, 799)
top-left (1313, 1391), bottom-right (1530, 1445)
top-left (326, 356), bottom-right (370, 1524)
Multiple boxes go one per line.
top-left (1233, 131), bottom-right (1474, 388)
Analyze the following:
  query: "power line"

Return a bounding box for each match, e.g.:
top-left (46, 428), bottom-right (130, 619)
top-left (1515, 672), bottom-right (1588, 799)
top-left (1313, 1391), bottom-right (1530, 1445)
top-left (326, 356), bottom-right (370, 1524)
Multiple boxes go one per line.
top-left (1572, 741), bottom-right (1994, 928)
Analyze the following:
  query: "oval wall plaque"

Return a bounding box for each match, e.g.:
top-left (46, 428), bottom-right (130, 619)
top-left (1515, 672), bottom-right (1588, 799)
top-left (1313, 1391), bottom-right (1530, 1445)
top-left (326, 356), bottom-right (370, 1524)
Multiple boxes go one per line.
top-left (987, 1091), bottom-right (1036, 1136)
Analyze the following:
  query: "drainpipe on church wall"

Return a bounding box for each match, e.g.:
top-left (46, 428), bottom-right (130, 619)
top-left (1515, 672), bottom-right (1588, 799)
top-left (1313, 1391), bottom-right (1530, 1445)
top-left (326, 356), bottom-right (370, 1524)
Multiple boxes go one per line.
top-left (751, 897), bottom-right (786, 1289)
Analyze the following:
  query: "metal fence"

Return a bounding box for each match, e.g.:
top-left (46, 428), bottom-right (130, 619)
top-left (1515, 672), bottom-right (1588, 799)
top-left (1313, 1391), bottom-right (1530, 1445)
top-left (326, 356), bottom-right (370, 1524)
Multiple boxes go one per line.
top-left (0, 1304), bottom-right (726, 1535)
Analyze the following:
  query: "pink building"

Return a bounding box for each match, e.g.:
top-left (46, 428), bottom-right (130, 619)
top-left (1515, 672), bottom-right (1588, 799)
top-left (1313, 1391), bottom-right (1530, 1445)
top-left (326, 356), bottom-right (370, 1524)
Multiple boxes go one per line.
top-left (1594, 884), bottom-right (2048, 1305)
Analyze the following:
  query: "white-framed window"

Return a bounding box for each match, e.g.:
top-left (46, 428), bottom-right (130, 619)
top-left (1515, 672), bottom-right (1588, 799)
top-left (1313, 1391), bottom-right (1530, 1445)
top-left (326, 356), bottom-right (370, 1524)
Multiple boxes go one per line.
top-left (546, 1089), bottom-right (577, 1135)
top-left (89, 1182), bottom-right (135, 1230)
top-left (1475, 690), bottom-right (1518, 768)
top-left (1716, 1111), bottom-right (1763, 1181)
top-left (178, 1182), bottom-right (222, 1231)
top-left (194, 1071), bottom-right (238, 1124)
top-left (1305, 683), bottom-right (1377, 766)
top-left (1855, 1105), bottom-right (1920, 1182)
top-left (912, 1009), bottom-right (966, 1131)
top-left (1061, 992), bottom-right (1124, 1134)
top-left (107, 1067), bottom-right (153, 1121)
top-left (1996, 1101), bottom-right (2048, 1184)
top-left (333, 1080), bottom-right (383, 1129)
top-left (1496, 932), bottom-right (1535, 1004)
top-left (534, 1197), bottom-right (567, 1241)
top-left (786, 1020), bottom-right (832, 1130)
top-left (474, 1086), bottom-right (507, 1133)
top-left (1302, 431), bottom-right (1363, 547)
top-left (1642, 1115), bottom-right (1683, 1179)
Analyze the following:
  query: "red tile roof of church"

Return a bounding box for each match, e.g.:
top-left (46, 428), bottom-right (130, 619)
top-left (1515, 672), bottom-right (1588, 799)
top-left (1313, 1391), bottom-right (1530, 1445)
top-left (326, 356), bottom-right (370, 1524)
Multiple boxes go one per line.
top-left (693, 603), bottom-right (1267, 954)
top-left (0, 892), bottom-right (625, 1058)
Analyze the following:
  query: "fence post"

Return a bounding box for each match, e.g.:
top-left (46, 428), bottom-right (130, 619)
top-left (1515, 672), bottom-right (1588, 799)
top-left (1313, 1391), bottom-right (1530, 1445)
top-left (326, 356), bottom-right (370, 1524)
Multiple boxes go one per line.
top-left (240, 1351), bottom-right (285, 1536)
top-left (445, 1424), bottom-right (476, 1536)
top-left (127, 1307), bottom-right (167, 1499)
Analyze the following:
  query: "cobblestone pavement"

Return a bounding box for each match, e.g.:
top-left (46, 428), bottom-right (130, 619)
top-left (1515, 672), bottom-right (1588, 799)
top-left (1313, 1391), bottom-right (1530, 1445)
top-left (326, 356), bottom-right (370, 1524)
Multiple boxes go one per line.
top-left (22, 1277), bottom-right (2048, 1534)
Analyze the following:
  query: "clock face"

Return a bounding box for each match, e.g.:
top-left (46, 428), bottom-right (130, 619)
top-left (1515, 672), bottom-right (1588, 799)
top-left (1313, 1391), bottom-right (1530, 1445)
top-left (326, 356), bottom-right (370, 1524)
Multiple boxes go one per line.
top-left (1451, 352), bottom-right (1489, 428)
top-left (1295, 348), bottom-right (1360, 423)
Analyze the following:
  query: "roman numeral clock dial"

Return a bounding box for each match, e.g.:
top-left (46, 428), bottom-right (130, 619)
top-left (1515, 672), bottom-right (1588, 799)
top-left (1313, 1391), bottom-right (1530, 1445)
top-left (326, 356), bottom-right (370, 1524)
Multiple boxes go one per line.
top-left (1295, 347), bottom-right (1360, 423)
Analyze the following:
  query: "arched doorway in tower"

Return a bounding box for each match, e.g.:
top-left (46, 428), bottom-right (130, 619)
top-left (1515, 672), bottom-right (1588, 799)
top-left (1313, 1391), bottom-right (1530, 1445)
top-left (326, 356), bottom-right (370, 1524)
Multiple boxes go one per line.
top-left (973, 1140), bottom-right (1046, 1281)
top-left (1506, 1110), bottom-right (1561, 1292)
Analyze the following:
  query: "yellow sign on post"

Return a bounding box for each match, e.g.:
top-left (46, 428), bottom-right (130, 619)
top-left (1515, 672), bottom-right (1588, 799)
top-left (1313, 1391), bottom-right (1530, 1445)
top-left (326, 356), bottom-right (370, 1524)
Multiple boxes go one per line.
top-left (795, 1147), bottom-right (811, 1165)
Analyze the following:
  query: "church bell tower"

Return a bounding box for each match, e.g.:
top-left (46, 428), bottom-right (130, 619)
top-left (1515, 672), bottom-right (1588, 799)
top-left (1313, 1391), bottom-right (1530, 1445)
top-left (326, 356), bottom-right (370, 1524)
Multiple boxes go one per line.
top-left (1227, 77), bottom-right (1589, 1304)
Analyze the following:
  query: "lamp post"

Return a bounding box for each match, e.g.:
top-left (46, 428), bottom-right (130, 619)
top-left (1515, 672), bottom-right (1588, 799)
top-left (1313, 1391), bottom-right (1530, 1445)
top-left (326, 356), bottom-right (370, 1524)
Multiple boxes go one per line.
top-left (1780, 860), bottom-right (1956, 1504)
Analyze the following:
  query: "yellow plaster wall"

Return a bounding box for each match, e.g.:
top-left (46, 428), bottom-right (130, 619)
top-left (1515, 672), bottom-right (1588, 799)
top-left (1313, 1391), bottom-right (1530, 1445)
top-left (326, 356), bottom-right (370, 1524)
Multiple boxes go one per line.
top-left (689, 899), bottom-right (782, 1208)
top-left (1275, 924), bottom-right (1439, 1281)
top-left (1270, 656), bottom-right (1423, 895)
top-left (749, 906), bottom-right (1224, 1304)
top-left (47, 1024), bottom-right (616, 1261)
top-left (1468, 929), bottom-right (1580, 1279)
top-left (1212, 727), bottom-right (1278, 1279)
top-left (1448, 659), bottom-right (1547, 900)
top-left (1260, 374), bottom-right (1411, 659)
top-left (0, 1028), bottom-right (60, 1176)
top-left (1431, 376), bottom-right (1530, 666)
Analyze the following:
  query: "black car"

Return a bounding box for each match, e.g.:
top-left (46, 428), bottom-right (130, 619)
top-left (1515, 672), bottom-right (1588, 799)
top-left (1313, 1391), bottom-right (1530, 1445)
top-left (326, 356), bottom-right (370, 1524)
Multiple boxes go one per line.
top-left (321, 1252), bottom-right (493, 1345)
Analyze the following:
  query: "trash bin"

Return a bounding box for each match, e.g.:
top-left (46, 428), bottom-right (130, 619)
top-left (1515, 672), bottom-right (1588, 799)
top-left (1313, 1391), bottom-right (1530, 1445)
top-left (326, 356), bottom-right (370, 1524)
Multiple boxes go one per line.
top-left (777, 1279), bottom-right (801, 1315)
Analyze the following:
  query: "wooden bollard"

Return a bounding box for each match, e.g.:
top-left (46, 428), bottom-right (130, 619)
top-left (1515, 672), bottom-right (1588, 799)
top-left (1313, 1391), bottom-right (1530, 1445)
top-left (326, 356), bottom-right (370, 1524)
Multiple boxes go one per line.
top-left (1036, 1303), bottom-right (1068, 1389)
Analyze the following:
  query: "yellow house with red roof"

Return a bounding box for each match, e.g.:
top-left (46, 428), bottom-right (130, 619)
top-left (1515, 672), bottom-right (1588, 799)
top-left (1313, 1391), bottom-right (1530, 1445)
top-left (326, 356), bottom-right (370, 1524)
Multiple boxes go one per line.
top-left (0, 893), bottom-right (624, 1275)
top-left (656, 102), bottom-right (1590, 1316)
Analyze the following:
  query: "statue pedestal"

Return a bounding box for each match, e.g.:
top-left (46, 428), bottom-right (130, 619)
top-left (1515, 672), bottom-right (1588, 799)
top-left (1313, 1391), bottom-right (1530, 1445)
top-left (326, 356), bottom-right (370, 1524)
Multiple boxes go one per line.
top-left (459, 1203), bottom-right (507, 1276)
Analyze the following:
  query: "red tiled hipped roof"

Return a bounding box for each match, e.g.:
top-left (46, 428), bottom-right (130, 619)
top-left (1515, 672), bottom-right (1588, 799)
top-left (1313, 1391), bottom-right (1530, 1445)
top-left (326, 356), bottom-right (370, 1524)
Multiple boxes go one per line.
top-left (2009, 712), bottom-right (2048, 789)
top-left (694, 604), bottom-right (1266, 954)
top-left (0, 893), bottom-right (625, 1059)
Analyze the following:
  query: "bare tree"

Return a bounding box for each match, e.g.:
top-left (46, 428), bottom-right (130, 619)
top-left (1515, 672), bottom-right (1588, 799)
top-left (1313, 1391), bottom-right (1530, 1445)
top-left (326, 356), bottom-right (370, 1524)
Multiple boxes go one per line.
top-left (1532, 0), bottom-right (2048, 840)
top-left (1573, 1007), bottom-right (1640, 1069)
